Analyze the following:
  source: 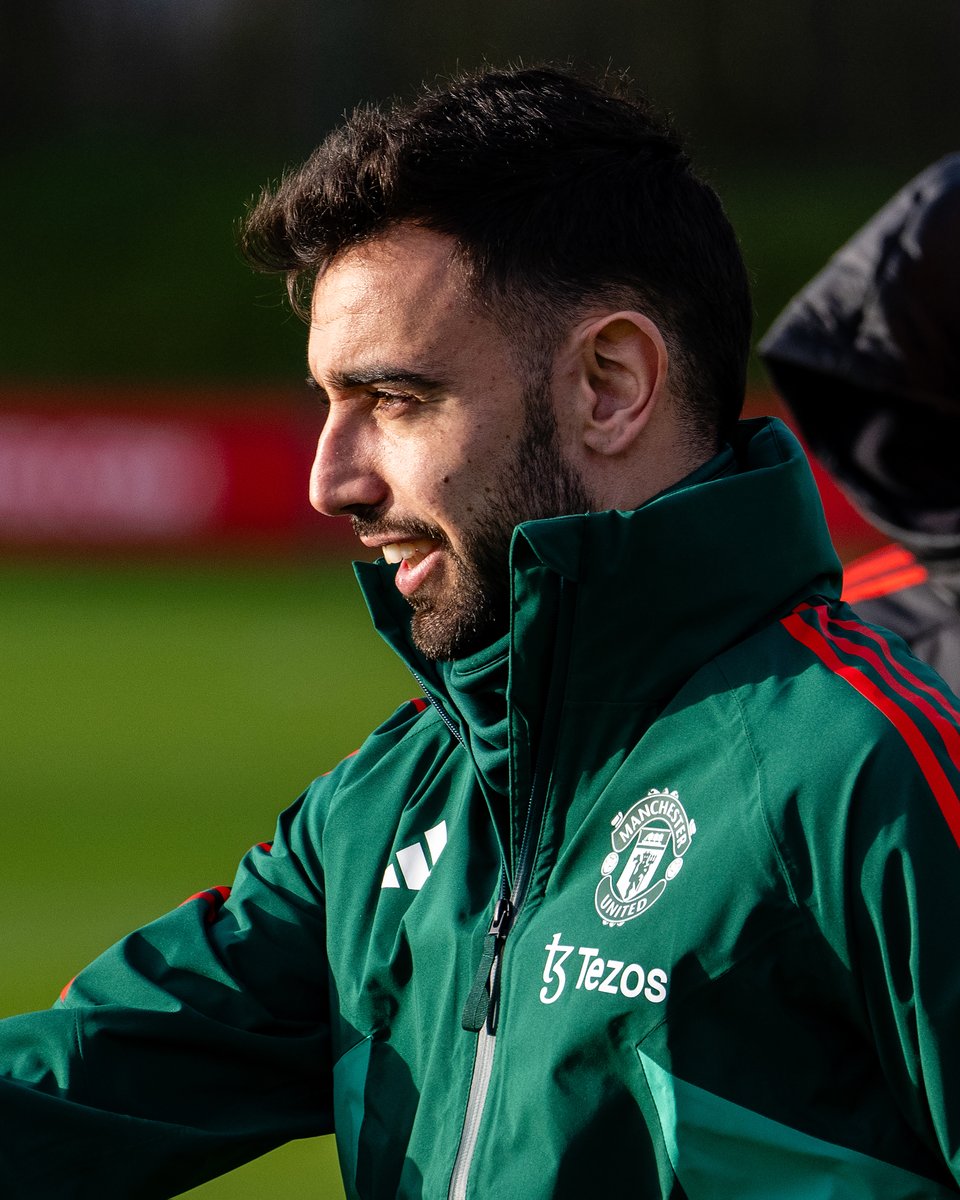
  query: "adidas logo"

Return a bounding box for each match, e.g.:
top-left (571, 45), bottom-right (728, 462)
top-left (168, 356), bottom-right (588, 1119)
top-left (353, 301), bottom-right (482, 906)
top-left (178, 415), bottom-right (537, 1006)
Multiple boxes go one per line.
top-left (381, 821), bottom-right (448, 891)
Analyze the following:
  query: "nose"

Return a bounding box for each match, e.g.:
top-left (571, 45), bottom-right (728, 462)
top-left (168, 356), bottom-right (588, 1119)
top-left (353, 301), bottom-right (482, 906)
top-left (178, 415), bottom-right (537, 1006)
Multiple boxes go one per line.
top-left (309, 410), bottom-right (387, 517)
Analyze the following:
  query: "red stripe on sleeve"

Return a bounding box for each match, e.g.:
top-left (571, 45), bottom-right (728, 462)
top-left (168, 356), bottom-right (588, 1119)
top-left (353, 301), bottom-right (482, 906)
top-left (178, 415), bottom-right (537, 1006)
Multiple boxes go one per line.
top-left (815, 612), bottom-right (960, 780)
top-left (782, 608), bottom-right (960, 848)
top-left (829, 615), bottom-right (960, 729)
top-left (180, 884), bottom-right (232, 924)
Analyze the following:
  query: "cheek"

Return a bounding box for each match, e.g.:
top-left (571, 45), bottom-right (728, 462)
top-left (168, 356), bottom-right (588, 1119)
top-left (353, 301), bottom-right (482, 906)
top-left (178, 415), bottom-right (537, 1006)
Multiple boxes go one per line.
top-left (389, 422), bottom-right (516, 521)
top-left (388, 454), bottom-right (460, 518)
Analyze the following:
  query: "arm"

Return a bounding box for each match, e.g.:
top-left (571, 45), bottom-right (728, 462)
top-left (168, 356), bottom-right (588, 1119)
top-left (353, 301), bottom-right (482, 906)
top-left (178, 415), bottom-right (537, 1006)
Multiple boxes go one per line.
top-left (775, 601), bottom-right (960, 1186)
top-left (0, 789), bottom-right (334, 1199)
top-left (846, 739), bottom-right (960, 1186)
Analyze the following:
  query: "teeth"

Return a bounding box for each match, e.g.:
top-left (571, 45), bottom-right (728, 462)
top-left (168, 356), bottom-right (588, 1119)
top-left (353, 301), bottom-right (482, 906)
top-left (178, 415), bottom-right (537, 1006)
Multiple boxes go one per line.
top-left (381, 539), bottom-right (436, 565)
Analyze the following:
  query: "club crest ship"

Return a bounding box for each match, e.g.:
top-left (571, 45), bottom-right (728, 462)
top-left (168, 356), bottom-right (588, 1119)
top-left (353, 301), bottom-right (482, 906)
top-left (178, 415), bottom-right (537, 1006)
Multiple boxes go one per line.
top-left (595, 788), bottom-right (696, 925)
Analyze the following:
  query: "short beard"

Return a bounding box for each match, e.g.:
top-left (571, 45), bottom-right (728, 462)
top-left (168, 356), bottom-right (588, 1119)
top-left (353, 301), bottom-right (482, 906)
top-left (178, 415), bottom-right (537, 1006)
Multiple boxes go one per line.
top-left (372, 375), bottom-right (593, 662)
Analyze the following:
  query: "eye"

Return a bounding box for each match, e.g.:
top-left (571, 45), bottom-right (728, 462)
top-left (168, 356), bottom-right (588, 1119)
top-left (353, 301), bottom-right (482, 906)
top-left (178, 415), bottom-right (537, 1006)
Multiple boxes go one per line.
top-left (371, 389), bottom-right (417, 415)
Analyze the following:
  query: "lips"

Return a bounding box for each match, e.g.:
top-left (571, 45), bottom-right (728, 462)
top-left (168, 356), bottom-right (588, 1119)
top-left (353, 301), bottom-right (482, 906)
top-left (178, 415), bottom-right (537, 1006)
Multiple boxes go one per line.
top-left (378, 539), bottom-right (444, 598)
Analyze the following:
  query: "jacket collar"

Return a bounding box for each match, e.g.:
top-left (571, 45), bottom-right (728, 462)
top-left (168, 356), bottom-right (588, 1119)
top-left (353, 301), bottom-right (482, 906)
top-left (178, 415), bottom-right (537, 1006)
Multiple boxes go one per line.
top-left (510, 416), bottom-right (840, 710)
top-left (355, 416), bottom-right (841, 784)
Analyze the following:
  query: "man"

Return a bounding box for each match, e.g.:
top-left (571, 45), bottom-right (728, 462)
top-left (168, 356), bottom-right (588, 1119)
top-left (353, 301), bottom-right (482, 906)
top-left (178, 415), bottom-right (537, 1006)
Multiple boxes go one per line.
top-left (761, 154), bottom-right (960, 692)
top-left (2, 66), bottom-right (959, 1199)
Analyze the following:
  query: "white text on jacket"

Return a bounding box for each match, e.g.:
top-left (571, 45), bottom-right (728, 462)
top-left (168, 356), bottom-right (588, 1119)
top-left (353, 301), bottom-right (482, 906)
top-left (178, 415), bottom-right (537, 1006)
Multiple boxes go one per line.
top-left (540, 933), bottom-right (669, 1005)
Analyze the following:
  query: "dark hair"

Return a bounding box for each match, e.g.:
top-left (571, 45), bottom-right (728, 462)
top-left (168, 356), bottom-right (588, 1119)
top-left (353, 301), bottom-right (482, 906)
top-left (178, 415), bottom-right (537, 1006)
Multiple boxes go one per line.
top-left (241, 65), bottom-right (751, 445)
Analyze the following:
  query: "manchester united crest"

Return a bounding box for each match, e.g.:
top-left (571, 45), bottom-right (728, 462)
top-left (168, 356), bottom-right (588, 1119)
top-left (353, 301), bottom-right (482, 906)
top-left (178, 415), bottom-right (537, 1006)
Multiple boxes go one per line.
top-left (595, 788), bottom-right (696, 925)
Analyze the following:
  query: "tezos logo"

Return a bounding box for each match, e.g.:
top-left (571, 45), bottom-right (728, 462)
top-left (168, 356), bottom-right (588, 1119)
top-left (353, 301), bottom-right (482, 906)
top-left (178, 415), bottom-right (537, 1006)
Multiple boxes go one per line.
top-left (595, 788), bottom-right (695, 926)
top-left (539, 934), bottom-right (668, 1006)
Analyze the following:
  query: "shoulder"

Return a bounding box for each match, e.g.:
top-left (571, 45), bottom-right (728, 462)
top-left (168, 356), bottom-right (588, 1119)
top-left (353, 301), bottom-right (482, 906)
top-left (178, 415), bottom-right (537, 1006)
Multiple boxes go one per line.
top-left (840, 543), bottom-right (960, 688)
top-left (717, 596), bottom-right (957, 753)
top-left (295, 694), bottom-right (460, 843)
top-left (685, 601), bottom-right (960, 970)
top-left (308, 695), bottom-right (451, 793)
top-left (715, 598), bottom-right (960, 876)
top-left (775, 597), bottom-right (959, 763)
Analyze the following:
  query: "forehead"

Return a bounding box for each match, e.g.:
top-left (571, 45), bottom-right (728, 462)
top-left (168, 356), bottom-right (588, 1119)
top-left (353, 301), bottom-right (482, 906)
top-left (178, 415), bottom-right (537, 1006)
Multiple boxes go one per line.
top-left (308, 227), bottom-right (483, 375)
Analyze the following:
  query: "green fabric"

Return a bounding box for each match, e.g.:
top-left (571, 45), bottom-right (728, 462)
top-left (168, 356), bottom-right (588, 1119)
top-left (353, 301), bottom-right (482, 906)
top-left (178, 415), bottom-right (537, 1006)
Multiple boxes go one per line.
top-left (639, 1051), bottom-right (956, 1200)
top-left (438, 634), bottom-right (510, 804)
top-left (1, 418), bottom-right (959, 1198)
top-left (333, 1036), bottom-right (373, 1200)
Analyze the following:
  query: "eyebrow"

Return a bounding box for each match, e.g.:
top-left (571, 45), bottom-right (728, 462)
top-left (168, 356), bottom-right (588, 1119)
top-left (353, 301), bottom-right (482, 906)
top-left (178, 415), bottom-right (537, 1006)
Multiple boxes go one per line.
top-left (306, 366), bottom-right (446, 395)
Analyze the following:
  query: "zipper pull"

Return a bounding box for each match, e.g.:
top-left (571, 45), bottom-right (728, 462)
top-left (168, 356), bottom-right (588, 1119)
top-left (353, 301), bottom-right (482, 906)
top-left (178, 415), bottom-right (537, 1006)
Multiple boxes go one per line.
top-left (489, 897), bottom-right (514, 940)
top-left (461, 897), bottom-right (514, 1034)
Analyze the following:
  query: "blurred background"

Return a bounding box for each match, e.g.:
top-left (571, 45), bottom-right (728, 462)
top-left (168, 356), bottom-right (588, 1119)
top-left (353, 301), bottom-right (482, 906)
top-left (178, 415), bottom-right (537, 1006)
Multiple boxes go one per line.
top-left (2, 2), bottom-right (958, 1195)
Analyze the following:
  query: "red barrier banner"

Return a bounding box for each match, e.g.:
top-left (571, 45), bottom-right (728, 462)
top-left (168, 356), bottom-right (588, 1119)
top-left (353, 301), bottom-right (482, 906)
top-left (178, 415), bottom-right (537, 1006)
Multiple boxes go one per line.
top-left (0, 387), bottom-right (355, 554)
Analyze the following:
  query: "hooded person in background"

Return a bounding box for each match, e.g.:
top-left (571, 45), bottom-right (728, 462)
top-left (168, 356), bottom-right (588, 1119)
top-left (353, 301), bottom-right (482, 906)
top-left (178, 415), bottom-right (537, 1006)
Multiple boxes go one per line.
top-left (761, 155), bottom-right (960, 692)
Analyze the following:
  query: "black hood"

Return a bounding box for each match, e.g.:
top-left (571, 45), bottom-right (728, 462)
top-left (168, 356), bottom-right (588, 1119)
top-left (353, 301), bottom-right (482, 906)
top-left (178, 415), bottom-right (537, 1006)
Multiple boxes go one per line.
top-left (759, 155), bottom-right (960, 558)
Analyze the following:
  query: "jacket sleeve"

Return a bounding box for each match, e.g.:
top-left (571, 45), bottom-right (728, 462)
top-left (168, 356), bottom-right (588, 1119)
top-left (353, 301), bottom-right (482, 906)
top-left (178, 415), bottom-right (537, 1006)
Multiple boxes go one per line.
top-left (0, 785), bottom-right (335, 1199)
top-left (843, 730), bottom-right (960, 1188)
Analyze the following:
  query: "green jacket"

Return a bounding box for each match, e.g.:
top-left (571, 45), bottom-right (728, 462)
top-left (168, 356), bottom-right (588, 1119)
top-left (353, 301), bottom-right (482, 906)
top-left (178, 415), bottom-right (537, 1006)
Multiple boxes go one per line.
top-left (2, 417), bottom-right (960, 1198)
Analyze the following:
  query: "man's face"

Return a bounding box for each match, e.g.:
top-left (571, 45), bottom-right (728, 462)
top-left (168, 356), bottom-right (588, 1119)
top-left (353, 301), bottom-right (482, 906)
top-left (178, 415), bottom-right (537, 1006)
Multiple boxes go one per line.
top-left (307, 226), bottom-right (591, 660)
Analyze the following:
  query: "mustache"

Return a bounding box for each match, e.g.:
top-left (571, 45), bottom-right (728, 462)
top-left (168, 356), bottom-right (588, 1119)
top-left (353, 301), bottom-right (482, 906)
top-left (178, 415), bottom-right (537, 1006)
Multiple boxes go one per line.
top-left (350, 511), bottom-right (448, 546)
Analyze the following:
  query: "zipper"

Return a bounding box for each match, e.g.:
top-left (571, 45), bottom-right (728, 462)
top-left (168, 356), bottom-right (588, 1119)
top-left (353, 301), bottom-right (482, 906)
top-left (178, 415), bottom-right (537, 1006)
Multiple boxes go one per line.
top-left (460, 884), bottom-right (512, 1034)
top-left (447, 1024), bottom-right (496, 1200)
top-left (447, 786), bottom-right (538, 1200)
top-left (409, 669), bottom-right (465, 747)
top-left (448, 579), bottom-right (576, 1199)
top-left (406, 674), bottom-right (512, 1200)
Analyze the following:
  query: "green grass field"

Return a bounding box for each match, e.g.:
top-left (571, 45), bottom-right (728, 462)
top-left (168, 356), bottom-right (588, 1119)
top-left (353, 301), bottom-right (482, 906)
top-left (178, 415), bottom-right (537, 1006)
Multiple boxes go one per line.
top-left (1, 556), bottom-right (415, 1197)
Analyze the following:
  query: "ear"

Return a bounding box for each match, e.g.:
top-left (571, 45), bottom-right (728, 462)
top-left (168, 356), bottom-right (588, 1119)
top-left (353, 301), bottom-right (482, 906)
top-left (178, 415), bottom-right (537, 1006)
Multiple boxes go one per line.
top-left (576, 312), bottom-right (669, 456)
